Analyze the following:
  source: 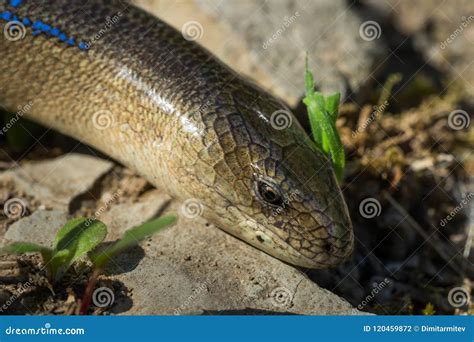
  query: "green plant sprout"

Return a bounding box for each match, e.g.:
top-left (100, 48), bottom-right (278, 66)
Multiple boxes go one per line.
top-left (1, 214), bottom-right (176, 314)
top-left (1, 218), bottom-right (107, 282)
top-left (303, 57), bottom-right (345, 182)
top-left (1, 214), bottom-right (176, 281)
top-left (90, 215), bottom-right (177, 269)
top-left (80, 215), bottom-right (177, 314)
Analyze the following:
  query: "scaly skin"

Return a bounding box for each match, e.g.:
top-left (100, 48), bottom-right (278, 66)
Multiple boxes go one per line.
top-left (0, 0), bottom-right (353, 268)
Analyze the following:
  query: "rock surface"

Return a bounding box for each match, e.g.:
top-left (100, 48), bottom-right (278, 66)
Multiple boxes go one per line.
top-left (1, 154), bottom-right (361, 315)
top-left (4, 210), bottom-right (68, 247)
top-left (135, 0), bottom-right (386, 105)
top-left (1, 154), bottom-right (113, 211)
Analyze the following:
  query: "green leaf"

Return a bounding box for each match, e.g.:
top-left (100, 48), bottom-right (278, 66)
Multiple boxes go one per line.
top-left (91, 215), bottom-right (177, 269)
top-left (304, 54), bottom-right (314, 95)
top-left (303, 71), bottom-right (322, 150)
top-left (304, 101), bottom-right (322, 149)
top-left (1, 242), bottom-right (49, 254)
top-left (303, 59), bottom-right (345, 183)
top-left (325, 93), bottom-right (341, 124)
top-left (51, 217), bottom-right (107, 280)
top-left (49, 249), bottom-right (71, 280)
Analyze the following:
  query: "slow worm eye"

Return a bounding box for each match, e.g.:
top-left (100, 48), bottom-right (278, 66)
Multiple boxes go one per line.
top-left (256, 181), bottom-right (284, 207)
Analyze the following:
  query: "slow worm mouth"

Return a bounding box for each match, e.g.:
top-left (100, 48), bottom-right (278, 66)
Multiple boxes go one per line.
top-left (324, 221), bottom-right (354, 249)
top-left (250, 226), bottom-right (351, 269)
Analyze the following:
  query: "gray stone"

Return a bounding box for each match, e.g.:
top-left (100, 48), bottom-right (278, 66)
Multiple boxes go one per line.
top-left (99, 193), bottom-right (171, 240)
top-left (4, 210), bottom-right (68, 247)
top-left (0, 154), bottom-right (113, 211)
top-left (196, 0), bottom-right (386, 104)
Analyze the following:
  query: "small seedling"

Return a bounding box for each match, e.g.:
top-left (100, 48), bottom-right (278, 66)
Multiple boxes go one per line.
top-left (90, 215), bottom-right (176, 269)
top-left (1, 218), bottom-right (107, 282)
top-left (1, 214), bottom-right (177, 314)
top-left (80, 215), bottom-right (177, 314)
top-left (303, 57), bottom-right (345, 182)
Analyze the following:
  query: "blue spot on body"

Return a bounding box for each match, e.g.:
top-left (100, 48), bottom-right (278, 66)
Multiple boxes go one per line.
top-left (32, 20), bottom-right (42, 30)
top-left (78, 41), bottom-right (89, 50)
top-left (1, 11), bottom-right (12, 20)
top-left (9, 0), bottom-right (22, 8)
top-left (41, 24), bottom-right (51, 33)
top-left (1, 1), bottom-right (88, 52)
top-left (50, 27), bottom-right (60, 37)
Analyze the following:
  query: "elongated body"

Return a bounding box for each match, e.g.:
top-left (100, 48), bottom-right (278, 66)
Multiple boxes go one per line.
top-left (0, 0), bottom-right (353, 268)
